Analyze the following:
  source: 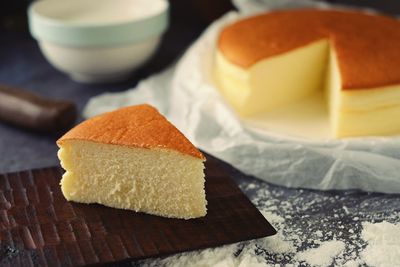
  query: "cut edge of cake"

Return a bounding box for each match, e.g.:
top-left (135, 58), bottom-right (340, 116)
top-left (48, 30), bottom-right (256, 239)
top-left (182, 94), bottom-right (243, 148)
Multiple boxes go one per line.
top-left (58, 139), bottom-right (207, 219)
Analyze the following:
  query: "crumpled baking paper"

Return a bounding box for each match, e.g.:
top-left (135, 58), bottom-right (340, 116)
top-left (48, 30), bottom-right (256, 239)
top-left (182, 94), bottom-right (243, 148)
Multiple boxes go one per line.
top-left (84, 0), bottom-right (400, 193)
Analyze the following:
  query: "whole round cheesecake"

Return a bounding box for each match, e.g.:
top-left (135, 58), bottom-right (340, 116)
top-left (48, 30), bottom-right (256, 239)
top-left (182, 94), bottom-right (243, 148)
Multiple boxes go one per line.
top-left (57, 104), bottom-right (207, 219)
top-left (215, 9), bottom-right (400, 137)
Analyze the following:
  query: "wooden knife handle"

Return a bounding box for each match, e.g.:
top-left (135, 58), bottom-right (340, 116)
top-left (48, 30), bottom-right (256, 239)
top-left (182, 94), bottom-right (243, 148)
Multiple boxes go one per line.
top-left (0, 85), bottom-right (77, 133)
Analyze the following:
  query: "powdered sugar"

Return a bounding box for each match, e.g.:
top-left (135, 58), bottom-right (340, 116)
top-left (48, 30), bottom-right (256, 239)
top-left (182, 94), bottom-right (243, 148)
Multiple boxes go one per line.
top-left (135, 174), bottom-right (400, 267)
top-left (360, 221), bottom-right (400, 267)
top-left (343, 258), bottom-right (363, 267)
top-left (296, 240), bottom-right (345, 266)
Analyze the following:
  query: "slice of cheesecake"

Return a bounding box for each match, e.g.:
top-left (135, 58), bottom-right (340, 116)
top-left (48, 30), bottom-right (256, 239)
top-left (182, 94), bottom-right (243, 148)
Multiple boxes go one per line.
top-left (57, 104), bottom-right (207, 219)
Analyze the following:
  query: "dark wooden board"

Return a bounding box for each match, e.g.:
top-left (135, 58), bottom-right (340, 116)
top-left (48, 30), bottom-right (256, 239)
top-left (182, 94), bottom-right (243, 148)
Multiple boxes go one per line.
top-left (0, 157), bottom-right (276, 266)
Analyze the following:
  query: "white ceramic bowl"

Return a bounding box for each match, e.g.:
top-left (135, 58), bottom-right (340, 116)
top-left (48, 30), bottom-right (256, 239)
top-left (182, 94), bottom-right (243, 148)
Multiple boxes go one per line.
top-left (28, 0), bottom-right (169, 83)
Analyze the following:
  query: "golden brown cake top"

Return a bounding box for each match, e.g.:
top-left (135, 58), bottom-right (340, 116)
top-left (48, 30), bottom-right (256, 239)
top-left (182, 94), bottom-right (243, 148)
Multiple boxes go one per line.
top-left (57, 104), bottom-right (205, 160)
top-left (218, 9), bottom-right (400, 89)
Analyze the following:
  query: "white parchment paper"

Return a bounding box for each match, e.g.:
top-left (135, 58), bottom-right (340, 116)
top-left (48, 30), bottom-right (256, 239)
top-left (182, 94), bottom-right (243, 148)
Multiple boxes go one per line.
top-left (84, 0), bottom-right (400, 193)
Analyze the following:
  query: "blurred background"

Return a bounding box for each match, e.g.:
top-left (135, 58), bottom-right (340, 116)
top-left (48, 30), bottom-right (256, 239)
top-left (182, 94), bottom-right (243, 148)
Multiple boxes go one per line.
top-left (1, 0), bottom-right (400, 83)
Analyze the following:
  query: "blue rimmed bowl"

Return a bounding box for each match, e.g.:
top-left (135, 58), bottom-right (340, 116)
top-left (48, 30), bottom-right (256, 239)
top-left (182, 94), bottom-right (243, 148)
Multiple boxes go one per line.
top-left (28, 0), bottom-right (169, 83)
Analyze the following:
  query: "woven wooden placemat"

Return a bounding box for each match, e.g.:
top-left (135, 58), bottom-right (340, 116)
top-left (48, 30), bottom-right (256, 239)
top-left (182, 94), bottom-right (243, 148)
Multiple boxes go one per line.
top-left (0, 156), bottom-right (276, 266)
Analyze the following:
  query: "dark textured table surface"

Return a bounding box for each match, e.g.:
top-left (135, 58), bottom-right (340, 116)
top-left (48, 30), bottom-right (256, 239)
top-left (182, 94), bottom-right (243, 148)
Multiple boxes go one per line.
top-left (1, 2), bottom-right (400, 266)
